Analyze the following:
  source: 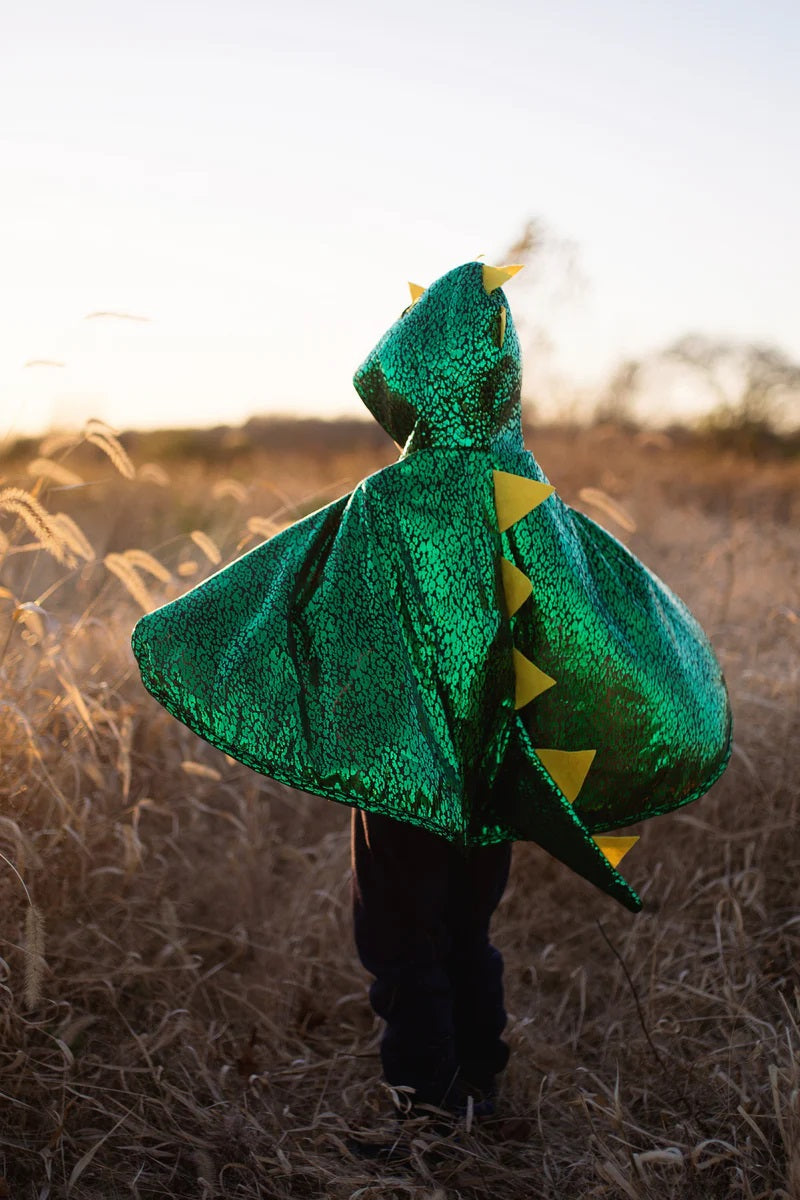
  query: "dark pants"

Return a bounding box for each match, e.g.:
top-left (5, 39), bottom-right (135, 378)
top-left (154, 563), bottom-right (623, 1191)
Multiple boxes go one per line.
top-left (351, 808), bottom-right (512, 1105)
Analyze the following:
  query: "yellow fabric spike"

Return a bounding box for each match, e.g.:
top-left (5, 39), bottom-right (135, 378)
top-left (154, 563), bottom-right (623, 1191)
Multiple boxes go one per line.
top-left (498, 305), bottom-right (507, 348)
top-left (513, 648), bottom-right (555, 708)
top-left (500, 557), bottom-right (532, 616)
top-left (482, 263), bottom-right (524, 294)
top-left (493, 471), bottom-right (555, 532)
top-left (592, 835), bottom-right (639, 869)
top-left (535, 748), bottom-right (596, 804)
top-left (408, 282), bottom-right (425, 306)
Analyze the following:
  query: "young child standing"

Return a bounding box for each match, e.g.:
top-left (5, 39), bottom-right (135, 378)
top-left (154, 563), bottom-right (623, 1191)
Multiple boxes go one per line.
top-left (132, 260), bottom-right (732, 1113)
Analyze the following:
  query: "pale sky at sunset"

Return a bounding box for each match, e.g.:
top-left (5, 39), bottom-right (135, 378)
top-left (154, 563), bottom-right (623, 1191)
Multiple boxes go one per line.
top-left (2, 0), bottom-right (798, 437)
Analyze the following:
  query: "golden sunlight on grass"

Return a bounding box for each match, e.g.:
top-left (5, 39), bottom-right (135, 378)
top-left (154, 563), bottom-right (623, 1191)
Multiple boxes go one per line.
top-left (0, 419), bottom-right (798, 1197)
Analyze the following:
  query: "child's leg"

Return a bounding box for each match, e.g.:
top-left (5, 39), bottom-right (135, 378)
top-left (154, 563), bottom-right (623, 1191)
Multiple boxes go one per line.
top-left (351, 808), bottom-right (460, 1105)
top-left (351, 809), bottom-right (513, 1107)
top-left (446, 842), bottom-right (512, 1095)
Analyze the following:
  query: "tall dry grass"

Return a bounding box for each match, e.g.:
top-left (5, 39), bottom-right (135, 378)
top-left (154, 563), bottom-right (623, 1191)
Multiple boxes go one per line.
top-left (0, 419), bottom-right (798, 1199)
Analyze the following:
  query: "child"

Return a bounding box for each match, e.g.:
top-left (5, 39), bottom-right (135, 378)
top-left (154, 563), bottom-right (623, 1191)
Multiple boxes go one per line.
top-left (132, 259), bottom-right (732, 1112)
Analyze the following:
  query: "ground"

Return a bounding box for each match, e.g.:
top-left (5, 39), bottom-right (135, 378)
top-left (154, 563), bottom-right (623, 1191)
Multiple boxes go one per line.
top-left (0, 420), bottom-right (798, 1198)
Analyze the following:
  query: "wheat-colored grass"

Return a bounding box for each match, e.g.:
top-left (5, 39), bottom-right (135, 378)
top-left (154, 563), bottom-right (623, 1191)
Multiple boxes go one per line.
top-left (26, 459), bottom-right (85, 488)
top-left (0, 419), bottom-right (798, 1199)
top-left (0, 486), bottom-right (72, 566)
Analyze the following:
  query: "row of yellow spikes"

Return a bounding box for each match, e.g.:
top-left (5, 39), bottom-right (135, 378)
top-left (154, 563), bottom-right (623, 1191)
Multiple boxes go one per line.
top-left (494, 469), bottom-right (639, 874)
top-left (407, 263), bottom-right (524, 308)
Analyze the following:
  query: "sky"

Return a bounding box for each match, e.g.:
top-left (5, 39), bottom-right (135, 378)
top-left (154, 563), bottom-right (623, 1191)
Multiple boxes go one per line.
top-left (2, 0), bottom-right (799, 437)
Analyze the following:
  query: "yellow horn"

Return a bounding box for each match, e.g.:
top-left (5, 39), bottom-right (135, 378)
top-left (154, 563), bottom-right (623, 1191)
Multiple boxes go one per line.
top-left (482, 263), bottom-right (524, 294)
top-left (408, 282), bottom-right (425, 306)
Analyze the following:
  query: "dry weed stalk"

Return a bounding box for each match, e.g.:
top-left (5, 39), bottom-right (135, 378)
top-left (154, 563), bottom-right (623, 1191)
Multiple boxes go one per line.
top-left (577, 485), bottom-right (637, 533)
top-left (83, 420), bottom-right (135, 479)
top-left (38, 431), bottom-right (81, 457)
top-left (26, 458), bottom-right (84, 488)
top-left (22, 905), bottom-right (45, 1009)
top-left (246, 515), bottom-right (280, 539)
top-left (190, 530), bottom-right (222, 565)
top-left (51, 512), bottom-right (95, 562)
top-left (213, 478), bottom-right (248, 503)
top-left (0, 850), bottom-right (46, 1010)
top-left (0, 487), bottom-right (71, 565)
top-left (138, 462), bottom-right (170, 486)
top-left (122, 547), bottom-right (172, 582)
top-left (103, 552), bottom-right (155, 612)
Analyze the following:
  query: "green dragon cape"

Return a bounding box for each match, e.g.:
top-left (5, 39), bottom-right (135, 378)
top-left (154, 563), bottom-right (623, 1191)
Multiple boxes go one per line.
top-left (132, 261), bottom-right (732, 912)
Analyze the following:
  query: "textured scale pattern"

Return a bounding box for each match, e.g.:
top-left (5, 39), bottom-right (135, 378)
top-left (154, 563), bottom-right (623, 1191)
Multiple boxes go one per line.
top-left (132, 261), bottom-right (732, 912)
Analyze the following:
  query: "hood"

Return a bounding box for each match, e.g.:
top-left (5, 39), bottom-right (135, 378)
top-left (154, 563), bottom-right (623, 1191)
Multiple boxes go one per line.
top-left (353, 260), bottom-right (524, 453)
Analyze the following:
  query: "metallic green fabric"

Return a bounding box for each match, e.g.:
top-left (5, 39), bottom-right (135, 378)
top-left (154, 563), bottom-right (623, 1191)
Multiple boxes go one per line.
top-left (132, 262), bottom-right (732, 912)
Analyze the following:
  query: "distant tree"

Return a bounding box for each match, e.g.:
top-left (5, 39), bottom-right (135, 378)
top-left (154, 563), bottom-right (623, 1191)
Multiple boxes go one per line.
top-left (498, 218), bottom-right (587, 421)
top-left (592, 336), bottom-right (800, 443)
top-left (594, 358), bottom-right (642, 428)
top-left (662, 335), bottom-right (800, 435)
top-left (499, 218), bottom-right (585, 306)
top-left (501, 218), bottom-right (543, 264)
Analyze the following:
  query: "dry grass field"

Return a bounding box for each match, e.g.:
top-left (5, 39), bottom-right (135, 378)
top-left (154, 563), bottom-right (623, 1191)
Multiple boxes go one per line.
top-left (0, 418), bottom-right (798, 1199)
